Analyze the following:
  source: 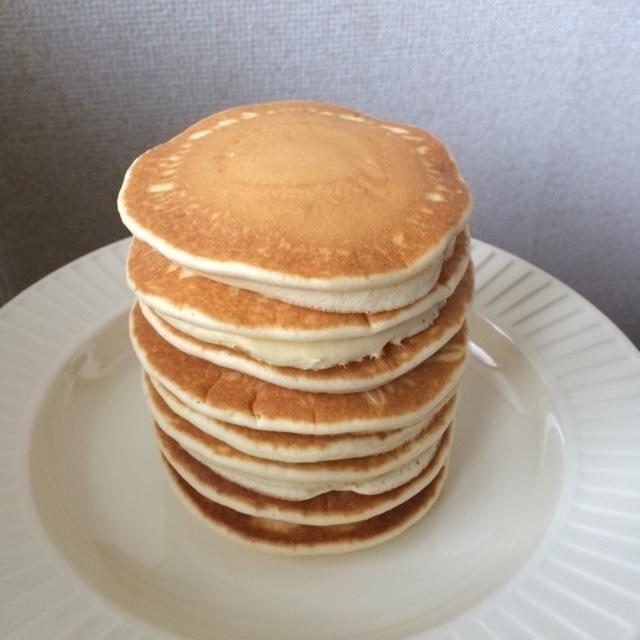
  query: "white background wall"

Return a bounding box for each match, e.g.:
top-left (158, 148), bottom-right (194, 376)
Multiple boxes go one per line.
top-left (1, 1), bottom-right (638, 343)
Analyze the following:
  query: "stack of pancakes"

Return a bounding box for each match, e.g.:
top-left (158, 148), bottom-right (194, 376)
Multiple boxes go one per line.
top-left (119, 101), bottom-right (472, 554)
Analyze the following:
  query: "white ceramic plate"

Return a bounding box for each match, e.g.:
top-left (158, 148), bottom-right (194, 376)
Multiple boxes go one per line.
top-left (1, 239), bottom-right (639, 640)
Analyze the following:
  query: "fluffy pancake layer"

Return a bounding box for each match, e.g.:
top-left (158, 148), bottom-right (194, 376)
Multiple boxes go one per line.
top-left (138, 265), bottom-right (472, 389)
top-left (148, 377), bottom-right (436, 463)
top-left (159, 426), bottom-right (450, 525)
top-left (148, 376), bottom-right (454, 489)
top-left (130, 303), bottom-right (467, 434)
top-left (119, 101), bottom-right (470, 312)
top-left (163, 455), bottom-right (448, 554)
top-left (127, 229), bottom-right (470, 341)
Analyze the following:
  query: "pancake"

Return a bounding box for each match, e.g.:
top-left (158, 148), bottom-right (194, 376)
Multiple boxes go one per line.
top-left (119, 100), bottom-right (470, 312)
top-left (147, 376), bottom-right (454, 488)
top-left (121, 99), bottom-right (471, 554)
top-left (206, 251), bottom-right (445, 313)
top-left (139, 265), bottom-right (473, 389)
top-left (163, 457), bottom-right (449, 554)
top-left (130, 303), bottom-right (467, 434)
top-left (184, 432), bottom-right (447, 501)
top-left (159, 427), bottom-right (451, 525)
top-left (143, 297), bottom-right (441, 371)
top-left (151, 296), bottom-right (443, 370)
top-left (127, 229), bottom-right (470, 342)
top-left (149, 377), bottom-right (437, 463)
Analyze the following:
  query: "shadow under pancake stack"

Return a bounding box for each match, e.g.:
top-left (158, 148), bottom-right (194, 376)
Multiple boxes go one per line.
top-left (118, 101), bottom-right (473, 554)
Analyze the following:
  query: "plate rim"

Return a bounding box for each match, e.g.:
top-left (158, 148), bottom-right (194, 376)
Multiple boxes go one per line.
top-left (0, 237), bottom-right (638, 640)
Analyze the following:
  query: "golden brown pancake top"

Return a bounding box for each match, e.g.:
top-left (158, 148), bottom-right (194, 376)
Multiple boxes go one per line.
top-left (120, 101), bottom-right (470, 280)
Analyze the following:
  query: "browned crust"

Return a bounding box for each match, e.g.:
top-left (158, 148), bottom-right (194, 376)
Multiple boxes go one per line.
top-left (149, 377), bottom-right (429, 452)
top-left (131, 303), bottom-right (468, 425)
top-left (149, 378), bottom-right (454, 473)
top-left (120, 101), bottom-right (470, 279)
top-left (159, 427), bottom-right (450, 516)
top-left (144, 263), bottom-right (474, 383)
top-left (164, 455), bottom-right (447, 547)
top-left (127, 230), bottom-right (470, 332)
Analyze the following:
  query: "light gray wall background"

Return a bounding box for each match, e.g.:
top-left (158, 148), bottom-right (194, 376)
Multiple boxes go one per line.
top-left (1, 1), bottom-right (639, 344)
